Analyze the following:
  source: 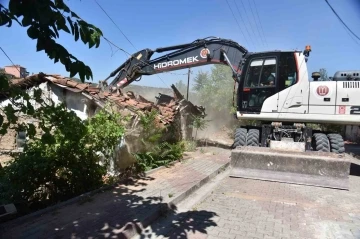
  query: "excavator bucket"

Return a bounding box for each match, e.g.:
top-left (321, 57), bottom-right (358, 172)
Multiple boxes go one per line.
top-left (229, 146), bottom-right (351, 190)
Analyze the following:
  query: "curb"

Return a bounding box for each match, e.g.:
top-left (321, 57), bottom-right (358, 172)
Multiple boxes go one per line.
top-left (0, 166), bottom-right (163, 228)
top-left (117, 161), bottom-right (231, 238)
top-left (196, 139), bottom-right (232, 149)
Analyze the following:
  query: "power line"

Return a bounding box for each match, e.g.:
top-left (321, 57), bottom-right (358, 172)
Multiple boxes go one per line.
top-left (93, 0), bottom-right (182, 87)
top-left (93, 0), bottom-right (138, 51)
top-left (239, 0), bottom-right (261, 47)
top-left (251, 0), bottom-right (268, 47)
top-left (247, 0), bottom-right (265, 47)
top-left (233, 0), bottom-right (256, 50)
top-left (0, 46), bottom-right (21, 74)
top-left (324, 0), bottom-right (360, 42)
top-left (102, 37), bottom-right (170, 88)
top-left (225, 0), bottom-right (250, 47)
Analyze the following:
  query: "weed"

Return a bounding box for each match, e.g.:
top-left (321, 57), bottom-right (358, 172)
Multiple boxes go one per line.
top-left (183, 140), bottom-right (197, 152)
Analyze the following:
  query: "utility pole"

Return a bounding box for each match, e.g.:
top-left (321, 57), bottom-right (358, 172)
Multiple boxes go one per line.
top-left (186, 67), bottom-right (191, 100)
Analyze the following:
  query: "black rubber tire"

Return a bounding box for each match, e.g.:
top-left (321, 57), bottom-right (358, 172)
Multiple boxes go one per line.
top-left (246, 129), bottom-right (260, 146)
top-left (327, 133), bottom-right (345, 154)
top-left (312, 133), bottom-right (330, 152)
top-left (233, 128), bottom-right (247, 148)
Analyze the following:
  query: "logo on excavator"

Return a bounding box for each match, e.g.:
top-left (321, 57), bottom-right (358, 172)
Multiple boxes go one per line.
top-left (316, 85), bottom-right (329, 96)
top-left (200, 48), bottom-right (210, 59)
top-left (153, 56), bottom-right (199, 69)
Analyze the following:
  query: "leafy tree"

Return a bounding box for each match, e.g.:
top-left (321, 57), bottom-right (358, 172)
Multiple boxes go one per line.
top-left (0, 0), bottom-right (125, 211)
top-left (189, 114), bottom-right (211, 140)
top-left (192, 70), bottom-right (209, 92)
top-left (319, 68), bottom-right (329, 81)
top-left (0, 0), bottom-right (104, 136)
top-left (0, 0), bottom-right (102, 81)
top-left (193, 64), bottom-right (234, 114)
top-left (175, 79), bottom-right (188, 97)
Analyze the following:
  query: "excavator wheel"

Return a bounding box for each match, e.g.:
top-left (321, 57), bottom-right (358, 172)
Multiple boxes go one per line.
top-left (327, 133), bottom-right (345, 154)
top-left (312, 133), bottom-right (330, 152)
top-left (246, 129), bottom-right (260, 146)
top-left (233, 128), bottom-right (247, 148)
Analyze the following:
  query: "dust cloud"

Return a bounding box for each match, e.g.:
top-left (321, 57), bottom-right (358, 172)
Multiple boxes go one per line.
top-left (123, 85), bottom-right (236, 144)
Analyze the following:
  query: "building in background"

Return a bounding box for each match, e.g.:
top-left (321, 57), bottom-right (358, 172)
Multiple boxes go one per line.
top-left (4, 65), bottom-right (29, 78)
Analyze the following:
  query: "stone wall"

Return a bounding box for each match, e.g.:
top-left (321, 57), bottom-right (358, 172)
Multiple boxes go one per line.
top-left (0, 116), bottom-right (42, 166)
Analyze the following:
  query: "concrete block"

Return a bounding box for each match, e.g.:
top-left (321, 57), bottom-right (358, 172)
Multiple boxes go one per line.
top-left (229, 146), bottom-right (351, 190)
top-left (269, 140), bottom-right (305, 152)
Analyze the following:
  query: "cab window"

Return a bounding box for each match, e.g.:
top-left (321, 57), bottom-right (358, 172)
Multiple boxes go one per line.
top-left (283, 56), bottom-right (297, 88)
top-left (244, 58), bottom-right (277, 88)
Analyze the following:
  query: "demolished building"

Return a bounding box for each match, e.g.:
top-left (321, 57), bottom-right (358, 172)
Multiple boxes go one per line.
top-left (0, 73), bottom-right (205, 171)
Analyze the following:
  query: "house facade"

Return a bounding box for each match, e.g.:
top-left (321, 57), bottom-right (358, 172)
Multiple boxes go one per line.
top-left (4, 65), bottom-right (29, 78)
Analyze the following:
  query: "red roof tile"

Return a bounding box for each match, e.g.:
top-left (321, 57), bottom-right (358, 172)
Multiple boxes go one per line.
top-left (2, 73), bottom-right (203, 126)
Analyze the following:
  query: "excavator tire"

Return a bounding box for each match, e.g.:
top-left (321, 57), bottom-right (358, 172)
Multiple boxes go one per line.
top-left (312, 133), bottom-right (330, 152)
top-left (233, 128), bottom-right (247, 148)
top-left (327, 133), bottom-right (345, 154)
top-left (246, 129), bottom-right (260, 146)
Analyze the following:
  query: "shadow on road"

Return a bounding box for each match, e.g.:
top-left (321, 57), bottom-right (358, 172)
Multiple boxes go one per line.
top-left (350, 163), bottom-right (360, 176)
top-left (139, 210), bottom-right (218, 239)
top-left (345, 144), bottom-right (360, 177)
top-left (1, 174), bottom-right (218, 239)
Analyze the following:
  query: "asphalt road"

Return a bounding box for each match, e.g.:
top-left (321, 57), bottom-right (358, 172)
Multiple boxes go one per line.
top-left (133, 157), bottom-right (360, 239)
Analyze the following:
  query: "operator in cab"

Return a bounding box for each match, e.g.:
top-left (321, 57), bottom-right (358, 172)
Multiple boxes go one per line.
top-left (260, 68), bottom-right (275, 86)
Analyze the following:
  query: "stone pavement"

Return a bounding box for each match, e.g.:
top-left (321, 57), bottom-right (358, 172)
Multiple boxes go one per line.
top-left (137, 157), bottom-right (360, 239)
top-left (0, 147), bottom-right (230, 239)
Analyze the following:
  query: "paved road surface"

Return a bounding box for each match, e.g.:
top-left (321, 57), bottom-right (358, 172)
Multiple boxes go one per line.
top-left (135, 157), bottom-right (360, 239)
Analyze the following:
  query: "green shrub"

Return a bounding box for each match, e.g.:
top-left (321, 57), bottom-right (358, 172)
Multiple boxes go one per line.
top-left (0, 104), bottom-right (125, 209)
top-left (134, 141), bottom-right (185, 171)
top-left (132, 110), bottom-right (185, 171)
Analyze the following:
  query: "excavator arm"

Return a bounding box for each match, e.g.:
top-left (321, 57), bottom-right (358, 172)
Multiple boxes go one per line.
top-left (101, 37), bottom-right (248, 91)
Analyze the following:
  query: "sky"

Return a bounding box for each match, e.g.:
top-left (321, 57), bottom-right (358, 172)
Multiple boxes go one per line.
top-left (0, 0), bottom-right (360, 89)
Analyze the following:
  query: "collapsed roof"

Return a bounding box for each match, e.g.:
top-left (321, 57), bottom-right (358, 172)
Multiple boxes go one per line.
top-left (0, 73), bottom-right (205, 126)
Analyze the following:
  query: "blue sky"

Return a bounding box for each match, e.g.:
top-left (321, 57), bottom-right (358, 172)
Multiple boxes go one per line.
top-left (0, 0), bottom-right (359, 89)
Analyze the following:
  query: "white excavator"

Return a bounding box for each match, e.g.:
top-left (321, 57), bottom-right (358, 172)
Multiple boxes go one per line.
top-left (99, 36), bottom-right (359, 155)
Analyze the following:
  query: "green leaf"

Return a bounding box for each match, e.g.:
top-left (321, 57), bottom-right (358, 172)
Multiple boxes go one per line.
top-left (56, 14), bottom-right (70, 34)
top-left (0, 75), bottom-right (9, 91)
top-left (0, 123), bottom-right (9, 135)
top-left (74, 23), bottom-right (79, 41)
top-left (27, 26), bottom-right (39, 39)
top-left (0, 115), bottom-right (3, 127)
top-left (21, 16), bottom-right (32, 27)
top-left (27, 123), bottom-right (36, 138)
top-left (41, 132), bottom-right (56, 145)
top-left (4, 104), bottom-right (17, 124)
top-left (36, 38), bottom-right (45, 52)
top-left (71, 11), bottom-right (80, 19)
top-left (79, 26), bottom-right (87, 44)
top-left (78, 63), bottom-right (85, 81)
top-left (69, 63), bottom-right (77, 78)
top-left (33, 88), bottom-right (42, 102)
top-left (27, 103), bottom-right (35, 115)
top-left (67, 16), bottom-right (74, 34)
top-left (52, 23), bottom-right (60, 38)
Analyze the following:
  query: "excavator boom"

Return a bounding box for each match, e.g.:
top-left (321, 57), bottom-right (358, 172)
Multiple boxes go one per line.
top-left (102, 37), bottom-right (248, 90)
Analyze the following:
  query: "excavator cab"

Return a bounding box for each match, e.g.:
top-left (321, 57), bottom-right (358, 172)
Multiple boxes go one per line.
top-left (237, 51), bottom-right (298, 114)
